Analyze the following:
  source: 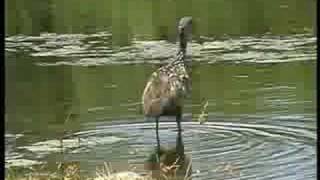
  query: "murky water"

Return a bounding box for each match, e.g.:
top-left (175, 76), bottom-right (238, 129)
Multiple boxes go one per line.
top-left (5, 1), bottom-right (316, 179)
top-left (5, 32), bottom-right (316, 179)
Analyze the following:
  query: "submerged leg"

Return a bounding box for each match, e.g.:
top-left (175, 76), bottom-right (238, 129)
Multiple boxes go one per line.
top-left (155, 117), bottom-right (161, 162)
top-left (176, 107), bottom-right (182, 132)
top-left (176, 112), bottom-right (185, 161)
top-left (176, 110), bottom-right (182, 132)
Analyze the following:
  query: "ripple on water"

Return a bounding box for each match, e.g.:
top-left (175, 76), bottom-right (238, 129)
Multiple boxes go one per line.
top-left (5, 120), bottom-right (315, 179)
top-left (5, 31), bottom-right (316, 179)
top-left (5, 32), bottom-right (316, 66)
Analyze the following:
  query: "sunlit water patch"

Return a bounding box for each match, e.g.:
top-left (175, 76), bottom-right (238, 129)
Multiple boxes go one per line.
top-left (5, 32), bottom-right (316, 66)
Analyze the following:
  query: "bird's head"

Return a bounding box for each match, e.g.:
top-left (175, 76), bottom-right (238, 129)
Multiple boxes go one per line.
top-left (178, 17), bottom-right (193, 52)
top-left (178, 17), bottom-right (193, 40)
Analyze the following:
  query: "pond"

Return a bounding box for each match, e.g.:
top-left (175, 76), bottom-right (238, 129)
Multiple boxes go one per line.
top-left (5, 0), bottom-right (316, 180)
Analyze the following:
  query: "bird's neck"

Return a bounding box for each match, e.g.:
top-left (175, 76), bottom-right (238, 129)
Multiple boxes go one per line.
top-left (178, 32), bottom-right (187, 55)
top-left (172, 49), bottom-right (186, 67)
top-left (172, 33), bottom-right (187, 64)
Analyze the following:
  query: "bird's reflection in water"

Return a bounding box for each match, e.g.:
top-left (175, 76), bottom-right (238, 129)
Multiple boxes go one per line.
top-left (145, 129), bottom-right (192, 180)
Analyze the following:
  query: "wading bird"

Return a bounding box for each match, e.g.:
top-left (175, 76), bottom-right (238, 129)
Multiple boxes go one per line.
top-left (142, 17), bottom-right (193, 157)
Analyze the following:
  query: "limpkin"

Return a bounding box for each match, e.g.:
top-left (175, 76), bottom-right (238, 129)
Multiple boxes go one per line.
top-left (142, 17), bottom-right (192, 158)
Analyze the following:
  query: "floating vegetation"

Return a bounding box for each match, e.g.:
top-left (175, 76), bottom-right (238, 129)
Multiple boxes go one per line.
top-left (197, 100), bottom-right (209, 124)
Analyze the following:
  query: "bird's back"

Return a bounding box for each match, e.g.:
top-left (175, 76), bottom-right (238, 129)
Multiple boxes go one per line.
top-left (142, 52), bottom-right (191, 117)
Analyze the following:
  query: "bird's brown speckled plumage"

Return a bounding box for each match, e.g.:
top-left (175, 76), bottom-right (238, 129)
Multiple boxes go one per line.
top-left (142, 51), bottom-right (191, 117)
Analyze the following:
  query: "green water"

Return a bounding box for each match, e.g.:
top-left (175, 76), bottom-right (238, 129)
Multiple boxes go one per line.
top-left (6, 0), bottom-right (316, 36)
top-left (5, 0), bottom-right (316, 179)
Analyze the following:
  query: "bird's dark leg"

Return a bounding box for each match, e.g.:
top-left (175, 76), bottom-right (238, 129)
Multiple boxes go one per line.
top-left (176, 108), bottom-right (182, 132)
top-left (176, 109), bottom-right (185, 162)
top-left (155, 116), bottom-right (161, 162)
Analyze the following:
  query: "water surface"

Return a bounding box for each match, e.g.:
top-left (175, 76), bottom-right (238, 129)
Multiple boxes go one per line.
top-left (5, 1), bottom-right (316, 180)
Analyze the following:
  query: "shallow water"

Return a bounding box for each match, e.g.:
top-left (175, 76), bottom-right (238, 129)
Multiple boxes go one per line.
top-left (5, 1), bottom-right (317, 179)
top-left (5, 32), bottom-right (316, 179)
